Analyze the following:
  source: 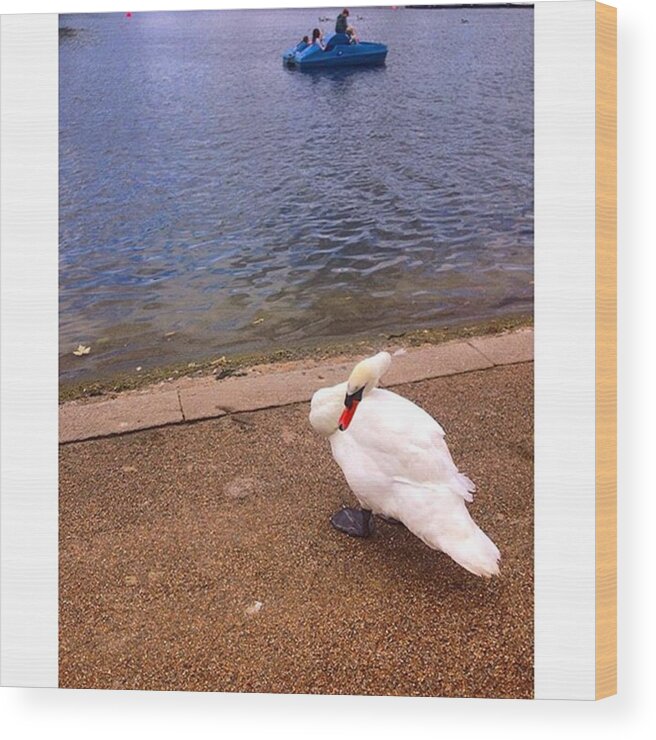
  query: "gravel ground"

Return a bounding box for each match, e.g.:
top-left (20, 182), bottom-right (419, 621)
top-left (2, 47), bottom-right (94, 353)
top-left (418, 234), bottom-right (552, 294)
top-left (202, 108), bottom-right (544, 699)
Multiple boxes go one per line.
top-left (59, 363), bottom-right (534, 697)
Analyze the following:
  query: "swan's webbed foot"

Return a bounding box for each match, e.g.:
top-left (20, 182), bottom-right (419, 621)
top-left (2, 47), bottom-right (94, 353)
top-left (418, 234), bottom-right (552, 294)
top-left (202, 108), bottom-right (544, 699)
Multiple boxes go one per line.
top-left (330, 507), bottom-right (374, 538)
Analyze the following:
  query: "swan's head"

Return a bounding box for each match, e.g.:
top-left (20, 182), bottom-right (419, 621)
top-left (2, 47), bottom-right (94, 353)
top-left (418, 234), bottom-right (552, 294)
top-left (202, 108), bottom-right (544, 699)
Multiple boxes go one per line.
top-left (338, 351), bottom-right (392, 431)
top-left (308, 352), bottom-right (392, 438)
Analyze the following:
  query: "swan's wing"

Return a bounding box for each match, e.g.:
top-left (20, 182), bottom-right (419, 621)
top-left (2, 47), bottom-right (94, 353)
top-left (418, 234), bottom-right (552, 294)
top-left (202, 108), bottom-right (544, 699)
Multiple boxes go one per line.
top-left (350, 389), bottom-right (476, 502)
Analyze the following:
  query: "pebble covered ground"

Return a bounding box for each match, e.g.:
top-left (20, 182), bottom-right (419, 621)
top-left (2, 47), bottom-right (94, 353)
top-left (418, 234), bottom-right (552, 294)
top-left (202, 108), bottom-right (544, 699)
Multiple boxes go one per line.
top-left (59, 363), bottom-right (534, 697)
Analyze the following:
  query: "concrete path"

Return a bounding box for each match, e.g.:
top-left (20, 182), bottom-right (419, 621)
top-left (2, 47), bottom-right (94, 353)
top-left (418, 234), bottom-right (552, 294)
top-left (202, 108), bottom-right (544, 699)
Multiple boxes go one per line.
top-left (59, 362), bottom-right (534, 697)
top-left (60, 327), bottom-right (533, 443)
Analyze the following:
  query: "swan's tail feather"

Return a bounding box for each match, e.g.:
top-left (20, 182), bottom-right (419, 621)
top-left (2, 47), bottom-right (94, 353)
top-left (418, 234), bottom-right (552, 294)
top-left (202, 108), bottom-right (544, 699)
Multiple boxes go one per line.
top-left (455, 472), bottom-right (476, 501)
top-left (440, 525), bottom-right (500, 578)
top-left (391, 479), bottom-right (499, 577)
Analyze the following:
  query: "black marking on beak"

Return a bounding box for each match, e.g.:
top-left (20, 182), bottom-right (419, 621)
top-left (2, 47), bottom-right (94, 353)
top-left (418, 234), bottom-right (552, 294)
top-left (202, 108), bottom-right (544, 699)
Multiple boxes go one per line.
top-left (344, 386), bottom-right (365, 408)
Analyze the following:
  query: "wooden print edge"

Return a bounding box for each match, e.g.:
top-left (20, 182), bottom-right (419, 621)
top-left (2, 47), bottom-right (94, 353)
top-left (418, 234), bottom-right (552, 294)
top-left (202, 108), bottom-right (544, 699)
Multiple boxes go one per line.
top-left (595, 1), bottom-right (617, 701)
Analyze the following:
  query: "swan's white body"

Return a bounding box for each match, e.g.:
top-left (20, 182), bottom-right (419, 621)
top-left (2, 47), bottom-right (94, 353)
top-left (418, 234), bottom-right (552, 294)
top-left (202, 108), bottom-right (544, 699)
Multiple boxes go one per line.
top-left (309, 352), bottom-right (500, 577)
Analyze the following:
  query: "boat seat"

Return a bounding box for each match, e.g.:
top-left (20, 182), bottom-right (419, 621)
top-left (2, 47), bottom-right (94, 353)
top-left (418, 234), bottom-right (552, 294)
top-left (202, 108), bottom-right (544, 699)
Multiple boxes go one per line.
top-left (324, 33), bottom-right (351, 51)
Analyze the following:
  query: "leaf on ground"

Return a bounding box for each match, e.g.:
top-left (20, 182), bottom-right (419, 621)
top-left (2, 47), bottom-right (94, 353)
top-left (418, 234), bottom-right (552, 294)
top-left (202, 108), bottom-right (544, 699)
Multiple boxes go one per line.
top-left (73, 344), bottom-right (91, 356)
top-left (252, 317), bottom-right (264, 325)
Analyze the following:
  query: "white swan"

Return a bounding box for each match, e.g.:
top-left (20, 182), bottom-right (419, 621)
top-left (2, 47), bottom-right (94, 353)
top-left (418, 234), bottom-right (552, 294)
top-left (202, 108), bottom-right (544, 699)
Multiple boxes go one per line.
top-left (309, 351), bottom-right (500, 577)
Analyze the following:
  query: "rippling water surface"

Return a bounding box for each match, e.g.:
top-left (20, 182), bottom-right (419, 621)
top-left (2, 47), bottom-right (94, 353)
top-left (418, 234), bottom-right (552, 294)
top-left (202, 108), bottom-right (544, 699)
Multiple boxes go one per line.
top-left (59, 7), bottom-right (533, 383)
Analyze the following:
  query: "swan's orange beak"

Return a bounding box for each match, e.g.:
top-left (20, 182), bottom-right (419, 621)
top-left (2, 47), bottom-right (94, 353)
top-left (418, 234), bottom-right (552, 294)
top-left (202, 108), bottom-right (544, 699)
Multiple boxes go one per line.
top-left (338, 399), bottom-right (359, 431)
top-left (338, 387), bottom-right (364, 431)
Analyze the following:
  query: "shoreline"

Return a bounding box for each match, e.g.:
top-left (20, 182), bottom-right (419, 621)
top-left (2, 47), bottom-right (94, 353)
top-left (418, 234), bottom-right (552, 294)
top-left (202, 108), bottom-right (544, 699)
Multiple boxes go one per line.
top-left (59, 324), bottom-right (534, 444)
top-left (60, 313), bottom-right (532, 403)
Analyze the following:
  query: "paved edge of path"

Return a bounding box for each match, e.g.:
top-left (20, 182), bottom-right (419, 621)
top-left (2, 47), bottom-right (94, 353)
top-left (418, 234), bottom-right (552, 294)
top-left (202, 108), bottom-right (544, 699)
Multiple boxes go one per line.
top-left (59, 327), bottom-right (534, 444)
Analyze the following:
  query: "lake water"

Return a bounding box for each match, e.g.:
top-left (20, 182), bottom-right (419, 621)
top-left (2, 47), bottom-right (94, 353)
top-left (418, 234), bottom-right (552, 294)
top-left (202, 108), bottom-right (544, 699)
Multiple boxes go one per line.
top-left (59, 7), bottom-right (533, 384)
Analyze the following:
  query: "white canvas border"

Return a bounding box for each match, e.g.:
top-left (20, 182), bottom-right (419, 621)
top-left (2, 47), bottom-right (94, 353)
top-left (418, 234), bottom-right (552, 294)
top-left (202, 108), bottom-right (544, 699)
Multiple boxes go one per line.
top-left (0, 13), bottom-right (59, 687)
top-left (534, 0), bottom-right (597, 700)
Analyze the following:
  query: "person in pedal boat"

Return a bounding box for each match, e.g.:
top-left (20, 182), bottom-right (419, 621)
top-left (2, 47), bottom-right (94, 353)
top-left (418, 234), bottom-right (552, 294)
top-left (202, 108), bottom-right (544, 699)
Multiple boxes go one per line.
top-left (311, 28), bottom-right (325, 50)
top-left (335, 9), bottom-right (350, 34)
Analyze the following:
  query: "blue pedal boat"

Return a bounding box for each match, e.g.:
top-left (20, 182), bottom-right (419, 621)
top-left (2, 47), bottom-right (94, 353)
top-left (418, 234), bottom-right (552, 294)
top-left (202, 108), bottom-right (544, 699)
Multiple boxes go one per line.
top-left (282, 33), bottom-right (387, 70)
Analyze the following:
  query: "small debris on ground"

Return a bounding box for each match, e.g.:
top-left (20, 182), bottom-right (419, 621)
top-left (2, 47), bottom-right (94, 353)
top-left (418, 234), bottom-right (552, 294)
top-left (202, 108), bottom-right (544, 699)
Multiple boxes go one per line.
top-left (231, 415), bottom-right (255, 429)
top-left (245, 601), bottom-right (263, 616)
top-left (214, 366), bottom-right (245, 379)
top-left (224, 476), bottom-right (259, 499)
top-left (73, 344), bottom-right (91, 356)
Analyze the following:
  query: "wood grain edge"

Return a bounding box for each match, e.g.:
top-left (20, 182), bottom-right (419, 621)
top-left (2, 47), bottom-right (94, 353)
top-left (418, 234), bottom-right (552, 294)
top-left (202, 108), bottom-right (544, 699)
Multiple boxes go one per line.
top-left (595, 1), bottom-right (617, 701)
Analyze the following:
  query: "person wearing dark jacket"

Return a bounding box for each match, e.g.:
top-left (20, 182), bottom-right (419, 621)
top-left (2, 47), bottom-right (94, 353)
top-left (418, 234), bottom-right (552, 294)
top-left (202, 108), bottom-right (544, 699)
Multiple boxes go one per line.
top-left (335, 9), bottom-right (349, 34)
